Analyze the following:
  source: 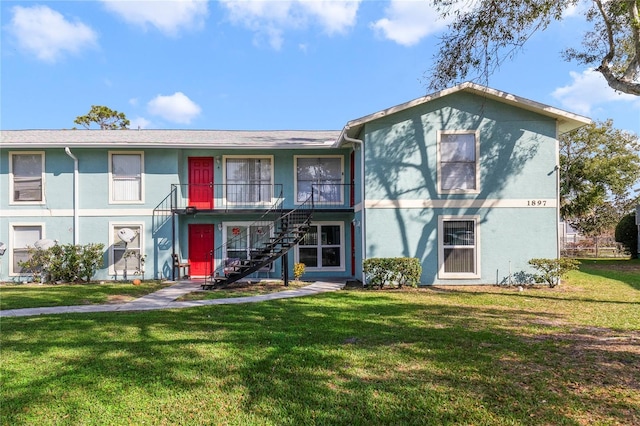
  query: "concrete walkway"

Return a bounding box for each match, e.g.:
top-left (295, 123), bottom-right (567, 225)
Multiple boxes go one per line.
top-left (0, 280), bottom-right (345, 318)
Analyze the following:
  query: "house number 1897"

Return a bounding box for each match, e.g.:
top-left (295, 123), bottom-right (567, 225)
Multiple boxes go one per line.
top-left (527, 200), bottom-right (547, 206)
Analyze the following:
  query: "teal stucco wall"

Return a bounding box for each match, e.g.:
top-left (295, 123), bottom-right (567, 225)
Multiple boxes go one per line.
top-left (362, 91), bottom-right (560, 284)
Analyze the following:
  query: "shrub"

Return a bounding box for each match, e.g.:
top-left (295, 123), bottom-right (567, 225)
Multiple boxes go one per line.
top-left (17, 247), bottom-right (48, 282)
top-left (18, 243), bottom-right (105, 283)
top-left (293, 262), bottom-right (305, 281)
top-left (79, 243), bottom-right (105, 282)
top-left (528, 258), bottom-right (580, 287)
top-left (615, 212), bottom-right (638, 259)
top-left (363, 258), bottom-right (422, 289)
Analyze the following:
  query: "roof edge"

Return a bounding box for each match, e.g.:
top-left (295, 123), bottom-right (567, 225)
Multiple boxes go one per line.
top-left (336, 82), bottom-right (592, 146)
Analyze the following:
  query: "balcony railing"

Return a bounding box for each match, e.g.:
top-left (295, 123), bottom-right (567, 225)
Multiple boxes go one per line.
top-left (168, 183), bottom-right (353, 213)
top-left (170, 183), bottom-right (283, 212)
top-left (309, 183), bottom-right (354, 208)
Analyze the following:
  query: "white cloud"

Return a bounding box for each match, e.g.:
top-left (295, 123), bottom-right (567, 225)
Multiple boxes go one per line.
top-left (101, 0), bottom-right (208, 36)
top-left (129, 116), bottom-right (152, 129)
top-left (370, 0), bottom-right (451, 46)
top-left (551, 69), bottom-right (639, 116)
top-left (562, 0), bottom-right (591, 18)
top-left (6, 5), bottom-right (97, 62)
top-left (220, 0), bottom-right (360, 50)
top-left (147, 92), bottom-right (201, 124)
top-left (297, 1), bottom-right (360, 35)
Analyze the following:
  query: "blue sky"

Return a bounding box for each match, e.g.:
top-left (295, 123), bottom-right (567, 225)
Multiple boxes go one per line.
top-left (2, 0), bottom-right (639, 134)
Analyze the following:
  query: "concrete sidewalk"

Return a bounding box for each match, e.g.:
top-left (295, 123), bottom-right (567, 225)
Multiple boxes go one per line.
top-left (0, 280), bottom-right (345, 318)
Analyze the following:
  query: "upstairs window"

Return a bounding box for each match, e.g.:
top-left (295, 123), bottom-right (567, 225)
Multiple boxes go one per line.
top-left (295, 156), bottom-right (343, 204)
top-left (110, 152), bottom-right (143, 203)
top-left (10, 152), bottom-right (44, 203)
top-left (225, 157), bottom-right (273, 203)
top-left (438, 132), bottom-right (479, 193)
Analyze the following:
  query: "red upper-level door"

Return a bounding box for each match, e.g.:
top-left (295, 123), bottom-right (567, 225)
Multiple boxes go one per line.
top-left (188, 157), bottom-right (214, 209)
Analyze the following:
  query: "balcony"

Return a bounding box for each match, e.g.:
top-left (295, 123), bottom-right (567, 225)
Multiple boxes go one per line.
top-left (161, 183), bottom-right (354, 214)
top-left (301, 183), bottom-right (355, 211)
top-left (167, 184), bottom-right (282, 213)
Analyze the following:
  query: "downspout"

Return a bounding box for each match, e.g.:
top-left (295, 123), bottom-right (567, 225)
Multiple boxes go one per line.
top-left (342, 128), bottom-right (366, 285)
top-left (65, 147), bottom-right (79, 245)
top-left (555, 127), bottom-right (561, 262)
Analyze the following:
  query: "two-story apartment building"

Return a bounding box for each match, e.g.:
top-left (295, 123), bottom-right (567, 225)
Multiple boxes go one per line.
top-left (0, 83), bottom-right (591, 284)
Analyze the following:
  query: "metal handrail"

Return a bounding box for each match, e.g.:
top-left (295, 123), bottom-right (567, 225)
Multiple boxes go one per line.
top-left (170, 183), bottom-right (284, 211)
top-left (309, 183), bottom-right (353, 207)
top-left (204, 194), bottom-right (314, 285)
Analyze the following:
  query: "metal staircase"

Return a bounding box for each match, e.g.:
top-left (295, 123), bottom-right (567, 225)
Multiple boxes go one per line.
top-left (201, 196), bottom-right (314, 289)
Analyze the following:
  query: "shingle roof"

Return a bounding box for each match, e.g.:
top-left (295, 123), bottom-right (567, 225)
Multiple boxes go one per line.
top-left (336, 82), bottom-right (592, 146)
top-left (0, 129), bottom-right (340, 149)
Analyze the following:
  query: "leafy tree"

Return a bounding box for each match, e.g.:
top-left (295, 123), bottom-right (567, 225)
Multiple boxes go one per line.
top-left (427, 0), bottom-right (640, 96)
top-left (615, 212), bottom-right (638, 258)
top-left (74, 105), bottom-right (130, 130)
top-left (560, 120), bottom-right (640, 234)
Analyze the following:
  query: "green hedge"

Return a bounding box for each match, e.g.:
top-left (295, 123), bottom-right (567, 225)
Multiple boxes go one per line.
top-left (363, 257), bottom-right (422, 288)
top-left (18, 243), bottom-right (105, 283)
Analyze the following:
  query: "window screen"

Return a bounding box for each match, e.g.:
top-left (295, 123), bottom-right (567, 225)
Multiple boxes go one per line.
top-left (226, 158), bottom-right (272, 202)
top-left (112, 154), bottom-right (142, 201)
top-left (296, 157), bottom-right (342, 203)
top-left (440, 133), bottom-right (476, 191)
top-left (442, 220), bottom-right (475, 274)
top-left (12, 154), bottom-right (43, 202)
top-left (12, 225), bottom-right (42, 273)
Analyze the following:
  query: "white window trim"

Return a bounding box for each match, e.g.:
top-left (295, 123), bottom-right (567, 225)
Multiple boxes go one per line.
top-left (108, 222), bottom-right (144, 275)
top-left (9, 151), bottom-right (45, 205)
top-left (295, 221), bottom-right (345, 272)
top-left (108, 151), bottom-right (145, 204)
top-left (437, 215), bottom-right (481, 279)
top-left (436, 130), bottom-right (480, 194)
top-left (293, 155), bottom-right (345, 205)
top-left (9, 222), bottom-right (45, 276)
top-left (221, 221), bottom-right (274, 271)
top-left (222, 155), bottom-right (275, 205)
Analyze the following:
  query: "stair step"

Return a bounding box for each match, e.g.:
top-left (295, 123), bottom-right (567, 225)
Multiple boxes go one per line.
top-left (206, 205), bottom-right (312, 287)
top-left (201, 276), bottom-right (227, 290)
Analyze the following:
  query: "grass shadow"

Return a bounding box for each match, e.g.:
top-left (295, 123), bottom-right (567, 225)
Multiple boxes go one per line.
top-left (2, 289), bottom-right (639, 424)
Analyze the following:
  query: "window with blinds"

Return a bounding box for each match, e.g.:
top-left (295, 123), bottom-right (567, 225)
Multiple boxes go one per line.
top-left (224, 223), bottom-right (272, 271)
top-left (110, 153), bottom-right (143, 203)
top-left (439, 132), bottom-right (478, 192)
top-left (438, 217), bottom-right (479, 278)
top-left (11, 225), bottom-right (42, 274)
top-left (295, 157), bottom-right (343, 203)
top-left (225, 157), bottom-right (272, 203)
top-left (11, 153), bottom-right (44, 203)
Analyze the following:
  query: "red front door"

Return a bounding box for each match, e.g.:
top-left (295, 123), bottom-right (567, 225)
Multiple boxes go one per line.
top-left (188, 157), bottom-right (214, 209)
top-left (189, 224), bottom-right (215, 277)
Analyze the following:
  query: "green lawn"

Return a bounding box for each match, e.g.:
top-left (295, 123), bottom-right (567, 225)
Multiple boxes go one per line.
top-left (0, 281), bottom-right (171, 310)
top-left (1, 259), bottom-right (638, 425)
